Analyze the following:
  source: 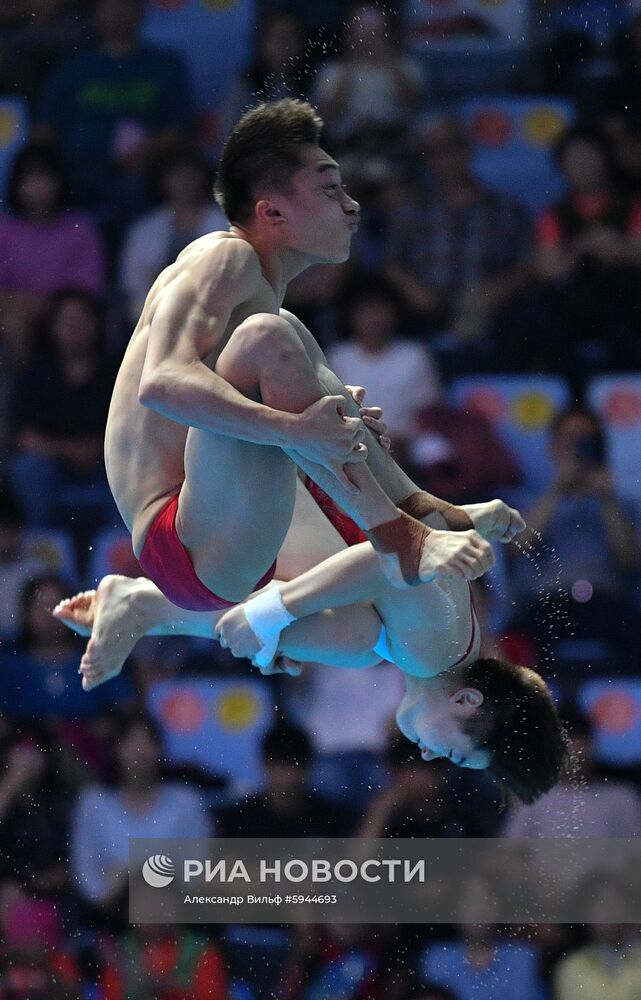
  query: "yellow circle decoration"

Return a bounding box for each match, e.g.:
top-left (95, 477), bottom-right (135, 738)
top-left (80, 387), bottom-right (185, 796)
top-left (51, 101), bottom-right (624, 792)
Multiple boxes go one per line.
top-left (512, 391), bottom-right (554, 430)
top-left (0, 107), bottom-right (20, 147)
top-left (522, 107), bottom-right (566, 148)
top-left (214, 688), bottom-right (260, 731)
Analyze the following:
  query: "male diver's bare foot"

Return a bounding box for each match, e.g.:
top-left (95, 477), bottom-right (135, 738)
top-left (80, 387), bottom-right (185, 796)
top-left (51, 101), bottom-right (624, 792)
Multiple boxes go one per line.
top-left (370, 513), bottom-right (495, 588)
top-left (53, 591), bottom-right (96, 637)
top-left (55, 575), bottom-right (154, 692)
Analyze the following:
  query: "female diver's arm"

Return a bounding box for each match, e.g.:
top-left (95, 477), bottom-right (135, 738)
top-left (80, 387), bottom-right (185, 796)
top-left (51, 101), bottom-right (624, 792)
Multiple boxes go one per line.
top-left (216, 542), bottom-right (390, 667)
top-left (277, 541), bottom-right (384, 619)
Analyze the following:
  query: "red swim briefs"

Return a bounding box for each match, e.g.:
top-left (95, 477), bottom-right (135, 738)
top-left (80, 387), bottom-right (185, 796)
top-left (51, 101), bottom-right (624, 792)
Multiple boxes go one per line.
top-left (138, 494), bottom-right (277, 612)
top-left (138, 480), bottom-right (365, 613)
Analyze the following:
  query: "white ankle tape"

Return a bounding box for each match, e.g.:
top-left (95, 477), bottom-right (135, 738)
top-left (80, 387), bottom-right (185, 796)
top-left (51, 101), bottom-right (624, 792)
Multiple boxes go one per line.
top-left (243, 585), bottom-right (296, 668)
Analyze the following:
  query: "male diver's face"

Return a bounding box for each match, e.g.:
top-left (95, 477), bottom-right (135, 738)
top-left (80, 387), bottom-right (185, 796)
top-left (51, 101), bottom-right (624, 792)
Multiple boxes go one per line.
top-left (275, 145), bottom-right (360, 263)
top-left (395, 675), bottom-right (491, 771)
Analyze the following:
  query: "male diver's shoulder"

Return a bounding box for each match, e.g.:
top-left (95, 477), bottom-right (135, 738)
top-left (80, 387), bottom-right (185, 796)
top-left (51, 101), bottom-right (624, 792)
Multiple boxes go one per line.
top-left (177, 234), bottom-right (262, 310)
top-left (201, 233), bottom-right (263, 290)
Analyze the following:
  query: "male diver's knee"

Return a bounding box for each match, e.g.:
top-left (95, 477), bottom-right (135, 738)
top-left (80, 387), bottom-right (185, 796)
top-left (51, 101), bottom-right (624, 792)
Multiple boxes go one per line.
top-left (235, 312), bottom-right (297, 355)
top-left (217, 312), bottom-right (300, 387)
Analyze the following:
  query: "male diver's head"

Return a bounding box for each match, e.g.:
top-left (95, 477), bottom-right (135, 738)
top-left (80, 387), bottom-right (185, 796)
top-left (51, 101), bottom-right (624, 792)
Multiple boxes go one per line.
top-left (215, 99), bottom-right (359, 263)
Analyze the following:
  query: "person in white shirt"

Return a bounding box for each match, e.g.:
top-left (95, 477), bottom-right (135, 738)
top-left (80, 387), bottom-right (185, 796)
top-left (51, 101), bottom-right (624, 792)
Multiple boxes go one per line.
top-left (502, 706), bottom-right (641, 839)
top-left (327, 279), bottom-right (440, 450)
top-left (313, 2), bottom-right (423, 148)
top-left (119, 146), bottom-right (228, 325)
top-left (71, 711), bottom-right (210, 916)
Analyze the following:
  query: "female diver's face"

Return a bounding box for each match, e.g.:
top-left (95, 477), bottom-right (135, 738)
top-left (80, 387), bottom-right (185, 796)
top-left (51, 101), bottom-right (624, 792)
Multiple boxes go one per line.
top-left (395, 675), bottom-right (491, 771)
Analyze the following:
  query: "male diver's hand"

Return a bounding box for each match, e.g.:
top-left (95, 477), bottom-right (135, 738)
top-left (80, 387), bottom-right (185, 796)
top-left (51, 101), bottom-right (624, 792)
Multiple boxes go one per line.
top-left (290, 395), bottom-right (367, 494)
top-left (345, 385), bottom-right (391, 451)
top-left (459, 499), bottom-right (526, 543)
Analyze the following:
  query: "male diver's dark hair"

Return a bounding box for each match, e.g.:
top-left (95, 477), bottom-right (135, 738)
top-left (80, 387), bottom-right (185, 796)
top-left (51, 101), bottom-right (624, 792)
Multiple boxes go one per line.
top-left (214, 99), bottom-right (323, 224)
top-left (456, 657), bottom-right (568, 805)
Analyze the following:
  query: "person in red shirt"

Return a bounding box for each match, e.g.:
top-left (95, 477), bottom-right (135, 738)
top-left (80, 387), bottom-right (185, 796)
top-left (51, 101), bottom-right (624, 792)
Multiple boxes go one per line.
top-left (493, 125), bottom-right (641, 378)
top-left (537, 125), bottom-right (641, 276)
top-left (535, 125), bottom-right (641, 377)
top-left (100, 926), bottom-right (227, 1000)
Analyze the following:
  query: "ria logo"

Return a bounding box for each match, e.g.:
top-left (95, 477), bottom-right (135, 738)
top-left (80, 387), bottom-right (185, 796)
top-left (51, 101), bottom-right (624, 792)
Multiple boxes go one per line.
top-left (142, 854), bottom-right (175, 888)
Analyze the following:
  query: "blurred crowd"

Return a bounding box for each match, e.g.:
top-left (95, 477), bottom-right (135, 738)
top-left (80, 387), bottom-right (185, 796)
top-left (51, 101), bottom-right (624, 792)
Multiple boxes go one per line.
top-left (2, 0), bottom-right (641, 997)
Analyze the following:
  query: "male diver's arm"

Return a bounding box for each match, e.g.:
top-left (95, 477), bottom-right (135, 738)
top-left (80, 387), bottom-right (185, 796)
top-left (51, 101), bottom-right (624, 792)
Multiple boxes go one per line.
top-left (138, 242), bottom-right (294, 447)
top-left (138, 241), bottom-right (360, 465)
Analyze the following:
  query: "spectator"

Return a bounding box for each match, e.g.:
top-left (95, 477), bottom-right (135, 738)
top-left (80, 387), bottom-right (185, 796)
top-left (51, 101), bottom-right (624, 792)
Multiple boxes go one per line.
top-left (525, 923), bottom-right (580, 993)
top-left (70, 710), bottom-right (210, 928)
top-left (223, 11), bottom-right (314, 139)
top-left (286, 656), bottom-right (404, 808)
top-left (0, 484), bottom-right (46, 640)
top-left (385, 116), bottom-right (531, 349)
top-left (553, 873), bottom-right (641, 1000)
top-left (35, 0), bottom-right (194, 230)
top-left (407, 398), bottom-right (521, 505)
top-left (327, 280), bottom-right (440, 456)
top-left (119, 145), bottom-right (227, 325)
top-left (510, 405), bottom-right (640, 668)
top-left (10, 289), bottom-right (116, 531)
top-left (0, 574), bottom-right (134, 725)
top-left (140, 0), bottom-right (255, 150)
top-left (599, 15), bottom-right (641, 139)
top-left (603, 113), bottom-right (641, 197)
top-left (282, 258), bottom-right (350, 348)
top-left (314, 2), bottom-right (423, 153)
top-left (519, 126), bottom-right (641, 375)
top-left (534, 0), bottom-right (625, 97)
top-left (0, 877), bottom-right (86, 999)
top-left (0, 725), bottom-right (71, 896)
top-left (216, 720), bottom-right (357, 837)
top-left (345, 163), bottom-right (412, 275)
top-left (279, 923), bottom-right (383, 1000)
top-left (420, 874), bottom-right (543, 1000)
top-left (2, 1), bottom-right (91, 111)
top-left (101, 925), bottom-right (228, 999)
top-left (0, 143), bottom-right (105, 365)
top-left (502, 705), bottom-right (641, 839)
top-left (359, 733), bottom-right (495, 839)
